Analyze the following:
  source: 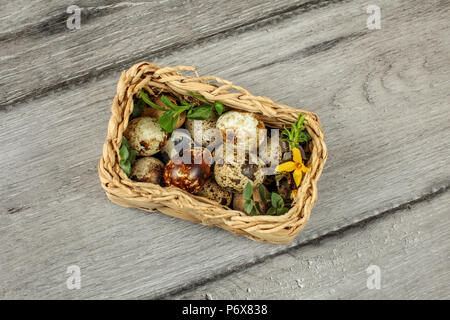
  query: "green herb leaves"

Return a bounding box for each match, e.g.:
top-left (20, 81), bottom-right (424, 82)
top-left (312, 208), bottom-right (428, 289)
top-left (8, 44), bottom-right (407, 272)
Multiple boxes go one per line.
top-left (131, 99), bottom-right (145, 119)
top-left (242, 182), bottom-right (290, 216)
top-left (187, 91), bottom-right (224, 116)
top-left (268, 193), bottom-right (289, 215)
top-left (214, 101), bottom-right (224, 116)
top-left (158, 110), bottom-right (178, 133)
top-left (119, 137), bottom-right (137, 176)
top-left (281, 113), bottom-right (311, 149)
top-left (243, 182), bottom-right (257, 215)
top-left (187, 104), bottom-right (213, 120)
top-left (137, 89), bottom-right (225, 133)
top-left (139, 89), bottom-right (166, 111)
top-left (139, 89), bottom-right (190, 133)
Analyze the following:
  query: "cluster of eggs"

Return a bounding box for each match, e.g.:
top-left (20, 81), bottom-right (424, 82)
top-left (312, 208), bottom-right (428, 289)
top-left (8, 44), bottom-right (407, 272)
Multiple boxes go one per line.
top-left (123, 98), bottom-right (274, 210)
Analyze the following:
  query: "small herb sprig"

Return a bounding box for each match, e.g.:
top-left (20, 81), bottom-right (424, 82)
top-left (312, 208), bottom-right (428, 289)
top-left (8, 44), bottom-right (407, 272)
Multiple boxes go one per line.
top-left (281, 113), bottom-right (311, 149)
top-left (266, 192), bottom-right (289, 215)
top-left (187, 91), bottom-right (224, 116)
top-left (243, 182), bottom-right (290, 216)
top-left (119, 137), bottom-right (137, 176)
top-left (137, 89), bottom-right (225, 133)
top-left (243, 182), bottom-right (260, 215)
top-left (139, 89), bottom-right (191, 133)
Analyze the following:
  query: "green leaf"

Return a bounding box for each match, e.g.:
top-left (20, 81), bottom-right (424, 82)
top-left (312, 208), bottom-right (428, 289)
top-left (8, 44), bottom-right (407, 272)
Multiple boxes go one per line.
top-left (188, 91), bottom-right (210, 103)
top-left (255, 202), bottom-right (263, 214)
top-left (131, 99), bottom-right (144, 118)
top-left (214, 101), bottom-right (224, 115)
top-left (271, 192), bottom-right (284, 209)
top-left (277, 207), bottom-right (289, 215)
top-left (119, 145), bottom-right (129, 161)
top-left (258, 184), bottom-right (270, 202)
top-left (128, 150), bottom-right (137, 164)
top-left (266, 207), bottom-right (276, 215)
top-left (187, 104), bottom-right (213, 120)
top-left (122, 137), bottom-right (131, 149)
top-left (158, 110), bottom-right (176, 133)
top-left (119, 159), bottom-right (131, 176)
top-left (280, 113), bottom-right (311, 148)
top-left (179, 97), bottom-right (192, 106)
top-left (243, 182), bottom-right (253, 200)
top-left (175, 104), bottom-right (192, 114)
top-left (139, 89), bottom-right (167, 111)
top-left (244, 199), bottom-right (254, 214)
top-left (161, 95), bottom-right (179, 111)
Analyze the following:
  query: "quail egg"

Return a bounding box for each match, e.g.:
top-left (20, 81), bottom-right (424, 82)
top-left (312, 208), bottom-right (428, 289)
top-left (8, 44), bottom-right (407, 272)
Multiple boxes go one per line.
top-left (214, 150), bottom-right (265, 192)
top-left (259, 136), bottom-right (283, 166)
top-left (195, 178), bottom-right (232, 206)
top-left (185, 112), bottom-right (220, 147)
top-left (164, 148), bottom-right (212, 193)
top-left (124, 117), bottom-right (168, 156)
top-left (160, 129), bottom-right (197, 163)
top-left (141, 95), bottom-right (186, 129)
top-left (130, 157), bottom-right (164, 185)
top-left (216, 111), bottom-right (265, 151)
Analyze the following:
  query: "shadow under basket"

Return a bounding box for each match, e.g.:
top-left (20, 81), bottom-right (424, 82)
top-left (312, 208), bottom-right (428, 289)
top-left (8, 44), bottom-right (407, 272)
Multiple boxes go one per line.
top-left (98, 62), bottom-right (328, 244)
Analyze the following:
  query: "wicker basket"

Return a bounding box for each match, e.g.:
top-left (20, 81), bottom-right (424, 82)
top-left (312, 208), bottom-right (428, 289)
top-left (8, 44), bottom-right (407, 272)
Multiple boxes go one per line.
top-left (98, 62), bottom-right (327, 244)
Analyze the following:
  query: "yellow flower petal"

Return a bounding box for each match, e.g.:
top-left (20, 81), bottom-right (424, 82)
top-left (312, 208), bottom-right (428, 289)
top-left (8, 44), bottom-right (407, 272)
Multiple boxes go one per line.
top-left (293, 169), bottom-right (303, 186)
top-left (302, 164), bottom-right (310, 173)
top-left (290, 190), bottom-right (298, 199)
top-left (276, 161), bottom-right (296, 172)
top-left (292, 147), bottom-right (302, 164)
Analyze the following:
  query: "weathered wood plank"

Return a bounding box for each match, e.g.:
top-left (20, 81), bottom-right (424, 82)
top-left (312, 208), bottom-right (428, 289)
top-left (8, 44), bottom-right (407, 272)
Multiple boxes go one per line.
top-left (174, 190), bottom-right (450, 300)
top-left (0, 0), bottom-right (318, 107)
top-left (1, 0), bottom-right (449, 299)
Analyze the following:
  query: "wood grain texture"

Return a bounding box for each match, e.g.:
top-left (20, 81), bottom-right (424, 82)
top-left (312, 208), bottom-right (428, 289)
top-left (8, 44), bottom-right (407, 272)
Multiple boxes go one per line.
top-left (174, 191), bottom-right (450, 300)
top-left (0, 0), bottom-right (449, 299)
top-left (0, 0), bottom-right (319, 107)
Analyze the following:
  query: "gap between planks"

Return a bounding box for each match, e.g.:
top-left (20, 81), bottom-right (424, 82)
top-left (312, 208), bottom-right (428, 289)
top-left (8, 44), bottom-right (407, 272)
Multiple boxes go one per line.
top-left (0, 0), bottom-right (350, 108)
top-left (154, 184), bottom-right (450, 299)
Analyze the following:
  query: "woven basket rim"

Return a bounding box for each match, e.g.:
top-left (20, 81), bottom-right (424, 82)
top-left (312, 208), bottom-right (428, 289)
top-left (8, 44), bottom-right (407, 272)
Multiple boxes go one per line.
top-left (98, 62), bottom-right (328, 244)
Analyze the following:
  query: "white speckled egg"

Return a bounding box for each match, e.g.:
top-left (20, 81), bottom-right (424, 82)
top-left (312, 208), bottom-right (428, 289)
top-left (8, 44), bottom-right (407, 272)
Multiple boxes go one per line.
top-left (216, 111), bottom-right (265, 151)
top-left (195, 178), bottom-right (232, 206)
top-left (130, 157), bottom-right (164, 185)
top-left (185, 112), bottom-right (220, 147)
top-left (161, 129), bottom-right (197, 163)
top-left (259, 137), bottom-right (283, 166)
top-left (214, 151), bottom-right (265, 192)
top-left (124, 117), bottom-right (168, 156)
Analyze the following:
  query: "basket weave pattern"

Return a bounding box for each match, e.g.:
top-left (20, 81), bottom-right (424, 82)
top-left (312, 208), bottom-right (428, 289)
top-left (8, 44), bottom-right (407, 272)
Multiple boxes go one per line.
top-left (98, 62), bottom-right (328, 244)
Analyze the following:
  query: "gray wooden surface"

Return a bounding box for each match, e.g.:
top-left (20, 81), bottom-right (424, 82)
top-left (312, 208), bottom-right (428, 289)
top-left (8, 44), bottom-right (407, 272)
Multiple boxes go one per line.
top-left (0, 0), bottom-right (449, 299)
top-left (175, 191), bottom-right (450, 300)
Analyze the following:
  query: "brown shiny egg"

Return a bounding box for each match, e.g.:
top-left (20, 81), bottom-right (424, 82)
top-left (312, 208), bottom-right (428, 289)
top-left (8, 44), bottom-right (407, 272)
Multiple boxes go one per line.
top-left (163, 148), bottom-right (212, 193)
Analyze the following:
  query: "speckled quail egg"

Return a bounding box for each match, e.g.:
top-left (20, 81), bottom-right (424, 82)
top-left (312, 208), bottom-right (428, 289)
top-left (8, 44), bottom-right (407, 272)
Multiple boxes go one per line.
top-left (216, 111), bottom-right (265, 151)
top-left (130, 157), bottom-right (164, 185)
top-left (160, 129), bottom-right (197, 163)
top-left (185, 112), bottom-right (220, 147)
top-left (141, 95), bottom-right (186, 129)
top-left (214, 150), bottom-right (265, 192)
top-left (195, 178), bottom-right (233, 206)
top-left (259, 137), bottom-right (283, 166)
top-left (164, 148), bottom-right (212, 193)
top-left (124, 117), bottom-right (168, 156)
